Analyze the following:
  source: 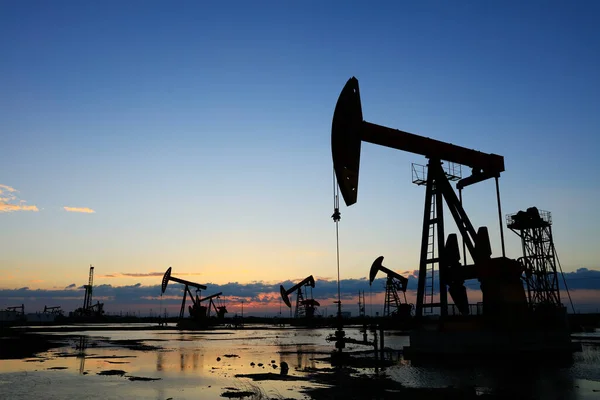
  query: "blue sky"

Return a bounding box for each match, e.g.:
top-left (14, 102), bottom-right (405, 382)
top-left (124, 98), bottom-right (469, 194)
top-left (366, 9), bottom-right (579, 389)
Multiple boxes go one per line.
top-left (1, 1), bottom-right (599, 311)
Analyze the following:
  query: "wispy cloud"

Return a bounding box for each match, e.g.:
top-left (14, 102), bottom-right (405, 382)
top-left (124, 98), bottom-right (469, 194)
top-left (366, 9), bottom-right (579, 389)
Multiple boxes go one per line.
top-left (0, 203), bottom-right (39, 212)
top-left (63, 206), bottom-right (95, 213)
top-left (0, 184), bottom-right (39, 213)
top-left (122, 272), bottom-right (164, 278)
top-left (0, 184), bottom-right (17, 193)
top-left (98, 271), bottom-right (204, 279)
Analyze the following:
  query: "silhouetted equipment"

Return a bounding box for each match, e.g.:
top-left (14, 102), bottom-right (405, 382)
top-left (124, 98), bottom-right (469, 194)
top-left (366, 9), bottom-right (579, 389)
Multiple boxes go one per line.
top-left (280, 275), bottom-right (320, 319)
top-left (6, 304), bottom-right (24, 315)
top-left (84, 266), bottom-right (93, 310)
top-left (161, 266), bottom-right (208, 320)
top-left (507, 207), bottom-right (572, 321)
top-left (188, 292), bottom-right (228, 319)
top-left (331, 77), bottom-right (578, 357)
top-left (358, 290), bottom-right (366, 318)
top-left (73, 265), bottom-right (104, 317)
top-left (332, 77), bottom-right (519, 320)
top-left (43, 306), bottom-right (63, 316)
top-left (369, 256), bottom-right (412, 318)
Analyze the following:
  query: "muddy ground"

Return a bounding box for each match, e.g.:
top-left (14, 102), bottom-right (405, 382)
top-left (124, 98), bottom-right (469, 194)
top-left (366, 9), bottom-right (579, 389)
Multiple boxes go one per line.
top-left (1, 325), bottom-right (599, 400)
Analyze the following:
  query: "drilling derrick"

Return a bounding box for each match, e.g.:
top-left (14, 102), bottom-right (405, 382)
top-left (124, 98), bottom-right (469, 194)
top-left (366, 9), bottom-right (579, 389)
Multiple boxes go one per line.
top-left (507, 208), bottom-right (563, 310)
top-left (280, 276), bottom-right (320, 321)
top-left (369, 256), bottom-right (412, 319)
top-left (83, 266), bottom-right (94, 311)
top-left (72, 265), bottom-right (104, 318)
top-left (358, 291), bottom-right (366, 318)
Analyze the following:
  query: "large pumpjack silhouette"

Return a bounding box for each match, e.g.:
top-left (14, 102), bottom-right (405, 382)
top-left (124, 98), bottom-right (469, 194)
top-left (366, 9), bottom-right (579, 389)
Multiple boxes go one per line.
top-left (331, 77), bottom-right (578, 359)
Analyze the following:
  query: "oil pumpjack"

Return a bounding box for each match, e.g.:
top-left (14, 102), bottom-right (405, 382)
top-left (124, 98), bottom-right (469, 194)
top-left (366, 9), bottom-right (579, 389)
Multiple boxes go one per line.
top-left (331, 77), bottom-right (578, 358)
top-left (280, 275), bottom-right (320, 322)
top-left (369, 256), bottom-right (412, 321)
top-left (161, 266), bottom-right (226, 328)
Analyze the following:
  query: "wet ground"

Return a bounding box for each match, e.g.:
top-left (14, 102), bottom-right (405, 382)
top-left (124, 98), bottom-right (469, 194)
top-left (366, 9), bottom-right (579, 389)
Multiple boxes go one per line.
top-left (1, 324), bottom-right (599, 399)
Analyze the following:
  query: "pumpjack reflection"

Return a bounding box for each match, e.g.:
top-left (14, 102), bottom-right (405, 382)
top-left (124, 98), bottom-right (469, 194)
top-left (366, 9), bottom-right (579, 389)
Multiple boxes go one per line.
top-left (155, 347), bottom-right (204, 373)
top-left (179, 351), bottom-right (202, 372)
top-left (75, 336), bottom-right (87, 375)
top-left (156, 351), bottom-right (164, 372)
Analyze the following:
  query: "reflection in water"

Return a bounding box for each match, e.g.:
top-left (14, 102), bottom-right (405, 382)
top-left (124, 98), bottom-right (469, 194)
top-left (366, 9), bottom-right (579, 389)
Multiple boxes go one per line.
top-left (176, 350), bottom-right (204, 372)
top-left (75, 335), bottom-right (87, 375)
top-left (278, 343), bottom-right (318, 371)
top-left (156, 351), bottom-right (163, 372)
top-left (296, 344), bottom-right (302, 370)
top-left (392, 354), bottom-right (580, 400)
top-left (478, 362), bottom-right (576, 400)
top-left (0, 327), bottom-right (597, 400)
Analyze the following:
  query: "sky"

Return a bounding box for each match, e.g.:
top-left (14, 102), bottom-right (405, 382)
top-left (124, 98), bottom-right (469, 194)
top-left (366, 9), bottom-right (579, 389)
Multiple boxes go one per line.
top-left (1, 1), bottom-right (599, 316)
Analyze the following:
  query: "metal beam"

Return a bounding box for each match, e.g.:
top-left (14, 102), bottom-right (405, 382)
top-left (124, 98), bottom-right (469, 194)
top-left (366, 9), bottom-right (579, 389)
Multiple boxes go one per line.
top-left (362, 122), bottom-right (504, 174)
top-left (169, 276), bottom-right (207, 290)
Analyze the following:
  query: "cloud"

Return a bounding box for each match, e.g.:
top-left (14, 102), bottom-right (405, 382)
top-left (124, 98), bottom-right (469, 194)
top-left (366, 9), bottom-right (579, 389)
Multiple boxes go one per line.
top-left (0, 184), bottom-right (17, 193)
top-left (2, 268), bottom-right (599, 316)
top-left (63, 206), bottom-right (95, 213)
top-left (121, 272), bottom-right (165, 278)
top-left (558, 268), bottom-right (600, 290)
top-left (0, 204), bottom-right (39, 212)
top-left (0, 184), bottom-right (39, 213)
top-left (98, 271), bottom-right (204, 279)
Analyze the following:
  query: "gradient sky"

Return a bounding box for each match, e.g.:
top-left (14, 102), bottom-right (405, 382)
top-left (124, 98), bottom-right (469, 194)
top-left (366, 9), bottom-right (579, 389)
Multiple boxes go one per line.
top-left (1, 2), bottom-right (599, 312)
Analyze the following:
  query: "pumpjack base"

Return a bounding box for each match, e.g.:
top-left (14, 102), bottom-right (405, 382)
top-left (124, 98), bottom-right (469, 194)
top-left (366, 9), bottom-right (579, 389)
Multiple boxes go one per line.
top-left (403, 319), bottom-right (581, 363)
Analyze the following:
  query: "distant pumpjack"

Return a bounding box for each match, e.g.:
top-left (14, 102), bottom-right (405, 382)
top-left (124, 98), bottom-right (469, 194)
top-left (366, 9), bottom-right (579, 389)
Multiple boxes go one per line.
top-left (6, 304), bottom-right (24, 316)
top-left (188, 292), bottom-right (228, 319)
top-left (43, 306), bottom-right (63, 316)
top-left (369, 256), bottom-right (412, 318)
top-left (280, 275), bottom-right (320, 319)
top-left (161, 266), bottom-right (208, 320)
